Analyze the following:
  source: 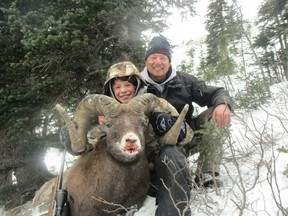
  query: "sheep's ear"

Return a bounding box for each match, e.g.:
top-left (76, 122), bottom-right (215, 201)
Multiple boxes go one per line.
top-left (87, 125), bottom-right (107, 146)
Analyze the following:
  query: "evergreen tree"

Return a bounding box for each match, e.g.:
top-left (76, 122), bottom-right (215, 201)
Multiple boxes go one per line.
top-left (0, 0), bottom-right (196, 209)
top-left (203, 0), bottom-right (242, 80)
top-left (254, 0), bottom-right (288, 82)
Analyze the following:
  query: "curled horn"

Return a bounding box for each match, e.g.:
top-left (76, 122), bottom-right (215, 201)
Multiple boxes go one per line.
top-left (55, 104), bottom-right (85, 152)
top-left (55, 94), bottom-right (119, 153)
top-left (158, 104), bottom-right (189, 145)
top-left (129, 93), bottom-right (192, 145)
top-left (129, 93), bottom-right (179, 116)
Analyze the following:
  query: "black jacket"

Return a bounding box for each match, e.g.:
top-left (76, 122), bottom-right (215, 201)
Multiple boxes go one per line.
top-left (142, 69), bottom-right (233, 129)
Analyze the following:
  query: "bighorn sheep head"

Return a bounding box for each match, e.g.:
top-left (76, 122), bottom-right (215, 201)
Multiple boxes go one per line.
top-left (55, 93), bottom-right (189, 163)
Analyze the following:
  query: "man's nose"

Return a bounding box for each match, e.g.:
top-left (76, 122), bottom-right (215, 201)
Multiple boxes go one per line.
top-left (156, 56), bottom-right (165, 64)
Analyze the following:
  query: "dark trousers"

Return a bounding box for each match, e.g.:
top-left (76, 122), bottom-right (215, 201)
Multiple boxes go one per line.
top-left (152, 145), bottom-right (191, 216)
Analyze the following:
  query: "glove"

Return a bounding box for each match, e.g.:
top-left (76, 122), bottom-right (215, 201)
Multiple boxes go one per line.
top-left (149, 112), bottom-right (187, 143)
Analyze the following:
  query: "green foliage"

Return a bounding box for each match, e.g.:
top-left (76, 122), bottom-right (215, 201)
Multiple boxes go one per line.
top-left (0, 185), bottom-right (18, 205)
top-left (199, 57), bottom-right (237, 81)
top-left (176, 44), bottom-right (195, 74)
top-left (204, 0), bottom-right (242, 80)
top-left (254, 0), bottom-right (288, 81)
top-left (0, 0), bottom-right (196, 134)
top-left (284, 168), bottom-right (288, 177)
top-left (233, 74), bottom-right (271, 109)
top-left (0, 0), bottom-right (197, 208)
top-left (278, 147), bottom-right (288, 178)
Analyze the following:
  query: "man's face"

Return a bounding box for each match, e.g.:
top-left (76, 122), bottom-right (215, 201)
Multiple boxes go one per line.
top-left (146, 53), bottom-right (170, 82)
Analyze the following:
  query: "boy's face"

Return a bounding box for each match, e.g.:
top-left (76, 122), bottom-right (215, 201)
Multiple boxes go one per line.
top-left (112, 79), bottom-right (136, 103)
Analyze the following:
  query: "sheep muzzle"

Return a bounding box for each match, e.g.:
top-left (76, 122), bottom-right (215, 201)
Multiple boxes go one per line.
top-left (121, 132), bottom-right (142, 155)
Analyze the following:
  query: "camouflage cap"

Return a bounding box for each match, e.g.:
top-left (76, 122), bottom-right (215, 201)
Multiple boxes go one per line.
top-left (103, 61), bottom-right (147, 97)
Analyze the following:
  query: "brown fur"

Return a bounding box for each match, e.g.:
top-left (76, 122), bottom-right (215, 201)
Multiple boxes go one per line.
top-left (33, 141), bottom-right (150, 215)
top-left (64, 138), bottom-right (150, 215)
top-left (33, 103), bottom-right (151, 216)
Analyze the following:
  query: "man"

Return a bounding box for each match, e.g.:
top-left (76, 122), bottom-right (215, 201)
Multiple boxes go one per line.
top-left (141, 35), bottom-right (233, 216)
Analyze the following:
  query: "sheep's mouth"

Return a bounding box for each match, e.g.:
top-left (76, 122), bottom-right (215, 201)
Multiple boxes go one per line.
top-left (121, 132), bottom-right (142, 155)
top-left (123, 144), bottom-right (140, 154)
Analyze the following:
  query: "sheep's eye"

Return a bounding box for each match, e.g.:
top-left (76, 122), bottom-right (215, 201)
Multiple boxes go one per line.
top-left (106, 123), bottom-right (112, 128)
top-left (140, 121), bottom-right (147, 128)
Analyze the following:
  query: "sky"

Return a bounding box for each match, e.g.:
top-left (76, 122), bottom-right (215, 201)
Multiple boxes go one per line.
top-left (162, 0), bottom-right (262, 67)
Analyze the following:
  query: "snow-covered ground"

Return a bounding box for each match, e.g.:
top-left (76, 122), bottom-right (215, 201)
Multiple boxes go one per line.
top-left (1, 82), bottom-right (288, 216)
top-left (135, 82), bottom-right (288, 216)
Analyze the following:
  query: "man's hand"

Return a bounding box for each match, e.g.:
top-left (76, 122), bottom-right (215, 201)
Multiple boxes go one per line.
top-left (212, 104), bottom-right (232, 128)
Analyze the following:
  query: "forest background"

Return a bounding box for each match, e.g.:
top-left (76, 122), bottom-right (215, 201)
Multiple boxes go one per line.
top-left (0, 0), bottom-right (288, 213)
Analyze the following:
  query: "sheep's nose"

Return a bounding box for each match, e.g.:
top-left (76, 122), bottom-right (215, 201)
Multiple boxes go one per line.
top-left (125, 138), bottom-right (137, 144)
top-left (123, 138), bottom-right (139, 153)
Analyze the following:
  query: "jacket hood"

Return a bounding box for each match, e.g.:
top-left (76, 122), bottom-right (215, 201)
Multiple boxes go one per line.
top-left (103, 61), bottom-right (147, 98)
top-left (141, 65), bottom-right (177, 94)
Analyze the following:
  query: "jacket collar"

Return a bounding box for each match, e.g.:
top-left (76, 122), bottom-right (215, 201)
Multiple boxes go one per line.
top-left (141, 66), bottom-right (177, 92)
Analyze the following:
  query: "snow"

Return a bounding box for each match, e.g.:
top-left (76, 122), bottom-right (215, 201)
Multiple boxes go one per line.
top-left (2, 81), bottom-right (287, 216)
top-left (3, 1), bottom-right (287, 214)
top-left (134, 82), bottom-right (288, 216)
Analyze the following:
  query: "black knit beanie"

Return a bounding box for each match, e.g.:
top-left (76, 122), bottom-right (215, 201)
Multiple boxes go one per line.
top-left (145, 36), bottom-right (172, 62)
